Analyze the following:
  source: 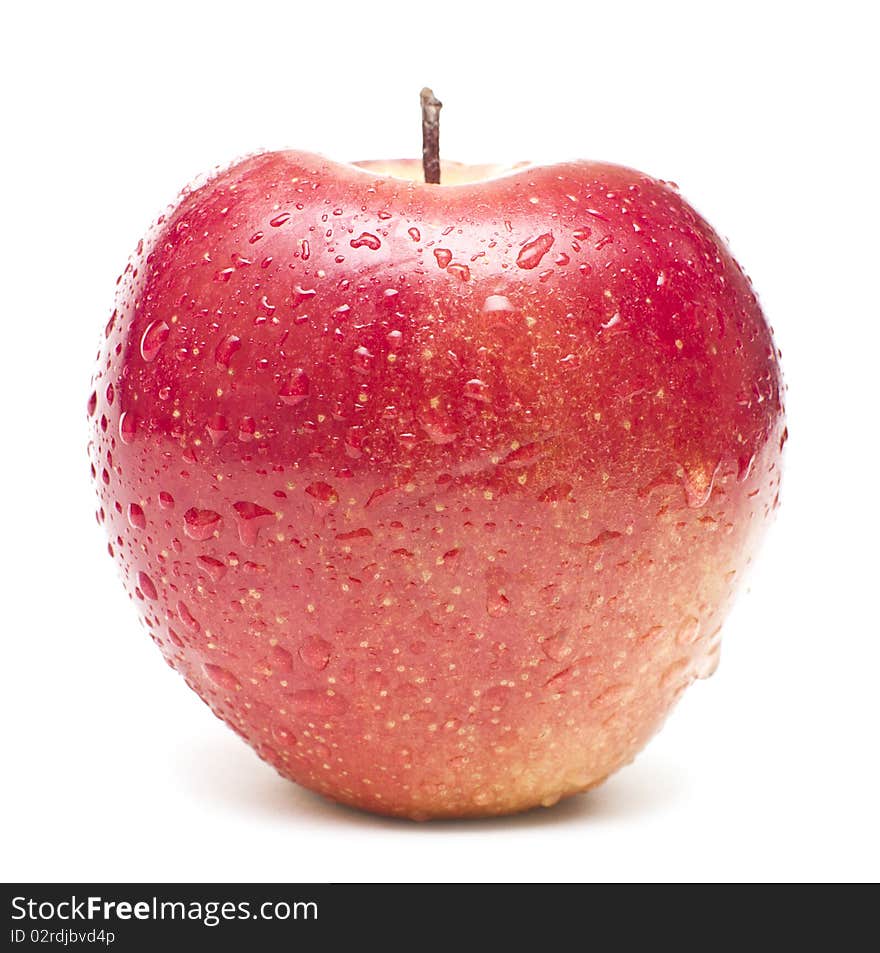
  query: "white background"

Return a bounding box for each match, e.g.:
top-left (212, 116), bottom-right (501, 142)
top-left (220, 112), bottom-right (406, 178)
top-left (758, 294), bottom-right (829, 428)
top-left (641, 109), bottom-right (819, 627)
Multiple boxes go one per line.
top-left (2, 0), bottom-right (877, 883)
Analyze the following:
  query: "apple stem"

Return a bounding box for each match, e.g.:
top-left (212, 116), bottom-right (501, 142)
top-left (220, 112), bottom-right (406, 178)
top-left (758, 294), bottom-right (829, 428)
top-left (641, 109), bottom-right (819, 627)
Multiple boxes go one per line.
top-left (420, 87), bottom-right (442, 185)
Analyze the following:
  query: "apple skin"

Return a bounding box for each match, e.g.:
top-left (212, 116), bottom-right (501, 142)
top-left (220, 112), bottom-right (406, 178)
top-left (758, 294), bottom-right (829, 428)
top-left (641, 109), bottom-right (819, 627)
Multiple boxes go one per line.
top-left (87, 151), bottom-right (785, 818)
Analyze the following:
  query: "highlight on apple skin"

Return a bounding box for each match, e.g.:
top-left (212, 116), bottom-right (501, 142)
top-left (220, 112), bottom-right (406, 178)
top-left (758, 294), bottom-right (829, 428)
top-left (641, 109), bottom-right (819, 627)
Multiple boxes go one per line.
top-left (87, 150), bottom-right (785, 818)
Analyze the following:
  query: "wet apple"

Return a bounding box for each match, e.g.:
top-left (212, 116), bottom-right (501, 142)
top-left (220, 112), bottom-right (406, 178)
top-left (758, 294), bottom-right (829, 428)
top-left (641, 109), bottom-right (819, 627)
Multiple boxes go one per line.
top-left (87, 147), bottom-right (785, 818)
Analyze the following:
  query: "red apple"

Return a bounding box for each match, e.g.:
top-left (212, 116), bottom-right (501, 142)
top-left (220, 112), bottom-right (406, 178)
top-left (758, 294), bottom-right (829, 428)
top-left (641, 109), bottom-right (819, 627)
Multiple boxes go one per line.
top-left (87, 150), bottom-right (785, 818)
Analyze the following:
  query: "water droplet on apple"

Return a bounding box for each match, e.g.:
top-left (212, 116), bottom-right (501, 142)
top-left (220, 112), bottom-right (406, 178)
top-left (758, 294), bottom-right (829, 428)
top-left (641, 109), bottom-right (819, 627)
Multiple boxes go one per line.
top-left (516, 233), bottom-right (554, 270)
top-left (408, 227), bottom-right (421, 242)
top-left (299, 636), bottom-right (332, 671)
top-left (675, 616), bottom-right (701, 646)
top-left (232, 500), bottom-right (274, 545)
top-left (447, 263), bottom-right (470, 281)
top-left (695, 642), bottom-right (722, 679)
top-left (538, 483), bottom-right (573, 503)
top-left (500, 442), bottom-right (547, 468)
top-left (463, 379), bottom-right (490, 403)
top-left (279, 368), bottom-right (310, 405)
top-left (204, 413), bottom-right (228, 445)
top-left (205, 663), bottom-right (241, 691)
top-left (177, 601), bottom-right (201, 632)
top-left (336, 527), bottom-right (373, 543)
top-left (487, 590), bottom-right (510, 617)
top-left (197, 554), bottom-right (227, 581)
top-left (590, 683), bottom-right (629, 710)
top-left (138, 571), bottom-right (158, 600)
top-left (351, 346), bottom-right (374, 375)
top-left (269, 212), bottom-right (291, 227)
top-left (119, 411), bottom-right (137, 444)
top-left (737, 453), bottom-right (756, 482)
top-left (544, 666), bottom-right (576, 692)
top-left (482, 295), bottom-right (515, 312)
top-left (140, 320), bottom-right (170, 362)
top-left (420, 408), bottom-right (458, 445)
top-left (344, 425), bottom-right (364, 458)
top-left (587, 529), bottom-right (622, 547)
top-left (305, 481), bottom-right (338, 504)
top-left (680, 461), bottom-right (721, 508)
top-left (540, 629), bottom-right (578, 662)
top-left (350, 232), bottom-right (381, 250)
top-left (659, 658), bottom-right (690, 690)
top-left (183, 507), bottom-right (222, 541)
top-left (87, 391), bottom-right (97, 417)
top-left (215, 334), bottom-right (242, 367)
top-left (238, 416), bottom-right (256, 441)
top-left (159, 491), bottom-right (175, 509)
top-left (433, 248), bottom-right (452, 269)
top-left (268, 645), bottom-right (293, 673)
top-left (105, 383), bottom-right (115, 406)
top-left (127, 503), bottom-right (146, 529)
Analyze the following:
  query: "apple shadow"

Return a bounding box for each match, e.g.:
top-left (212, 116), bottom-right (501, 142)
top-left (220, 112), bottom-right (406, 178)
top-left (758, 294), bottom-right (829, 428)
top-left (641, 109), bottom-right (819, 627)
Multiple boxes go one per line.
top-left (173, 734), bottom-right (685, 831)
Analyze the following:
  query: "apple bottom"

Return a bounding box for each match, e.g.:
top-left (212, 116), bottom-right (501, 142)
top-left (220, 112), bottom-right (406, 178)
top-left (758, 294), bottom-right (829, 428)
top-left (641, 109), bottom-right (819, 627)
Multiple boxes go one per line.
top-left (116, 446), bottom-right (776, 820)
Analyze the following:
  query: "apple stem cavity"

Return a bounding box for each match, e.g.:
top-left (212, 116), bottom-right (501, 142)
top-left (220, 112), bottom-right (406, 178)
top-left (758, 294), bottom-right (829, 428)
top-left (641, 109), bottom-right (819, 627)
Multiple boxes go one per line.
top-left (420, 87), bottom-right (442, 185)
